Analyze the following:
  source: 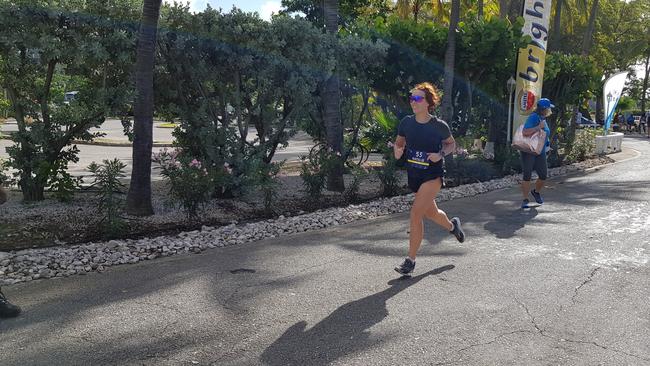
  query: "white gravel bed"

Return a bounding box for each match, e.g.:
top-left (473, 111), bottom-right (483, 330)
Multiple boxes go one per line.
top-left (0, 157), bottom-right (610, 285)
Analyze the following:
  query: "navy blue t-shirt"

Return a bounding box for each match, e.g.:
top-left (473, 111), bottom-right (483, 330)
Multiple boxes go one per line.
top-left (397, 115), bottom-right (451, 173)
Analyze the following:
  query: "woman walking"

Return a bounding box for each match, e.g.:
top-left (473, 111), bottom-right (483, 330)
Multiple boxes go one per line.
top-left (520, 98), bottom-right (553, 209)
top-left (392, 82), bottom-right (465, 275)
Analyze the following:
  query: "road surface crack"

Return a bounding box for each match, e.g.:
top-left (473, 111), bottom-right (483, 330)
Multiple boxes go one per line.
top-left (514, 297), bottom-right (649, 362)
top-left (515, 297), bottom-right (544, 335)
top-left (432, 330), bottom-right (536, 365)
top-left (560, 339), bottom-right (650, 362)
top-left (571, 267), bottom-right (600, 304)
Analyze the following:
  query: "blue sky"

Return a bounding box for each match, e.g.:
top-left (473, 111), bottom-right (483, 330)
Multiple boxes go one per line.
top-left (164, 0), bottom-right (283, 20)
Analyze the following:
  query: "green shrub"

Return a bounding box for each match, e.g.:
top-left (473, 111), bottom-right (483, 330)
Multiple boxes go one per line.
top-left (565, 128), bottom-right (600, 163)
top-left (299, 150), bottom-right (328, 201)
top-left (87, 159), bottom-right (127, 238)
top-left (494, 144), bottom-right (522, 175)
top-left (446, 156), bottom-right (500, 186)
top-left (250, 160), bottom-right (283, 215)
top-left (49, 159), bottom-right (82, 203)
top-left (344, 165), bottom-right (369, 203)
top-left (376, 142), bottom-right (402, 197)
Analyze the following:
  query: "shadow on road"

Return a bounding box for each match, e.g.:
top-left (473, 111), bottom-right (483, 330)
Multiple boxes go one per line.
top-left (260, 264), bottom-right (455, 366)
top-left (483, 207), bottom-right (539, 239)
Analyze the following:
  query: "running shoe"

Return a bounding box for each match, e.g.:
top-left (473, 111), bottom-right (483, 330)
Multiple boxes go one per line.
top-left (449, 217), bottom-right (465, 243)
top-left (394, 258), bottom-right (415, 275)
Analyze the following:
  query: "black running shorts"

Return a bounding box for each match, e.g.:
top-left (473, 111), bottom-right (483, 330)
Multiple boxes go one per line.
top-left (408, 169), bottom-right (444, 192)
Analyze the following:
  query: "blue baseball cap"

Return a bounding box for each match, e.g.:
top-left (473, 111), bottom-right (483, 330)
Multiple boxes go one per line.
top-left (537, 98), bottom-right (554, 109)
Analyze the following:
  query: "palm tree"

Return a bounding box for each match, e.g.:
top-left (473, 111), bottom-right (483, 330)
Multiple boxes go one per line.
top-left (641, 49), bottom-right (650, 114)
top-left (551, 0), bottom-right (564, 50)
top-left (323, 0), bottom-right (345, 191)
top-left (499, 0), bottom-right (508, 19)
top-left (581, 0), bottom-right (599, 56)
top-left (126, 0), bottom-right (162, 216)
top-left (441, 0), bottom-right (460, 123)
top-left (564, 0), bottom-right (599, 149)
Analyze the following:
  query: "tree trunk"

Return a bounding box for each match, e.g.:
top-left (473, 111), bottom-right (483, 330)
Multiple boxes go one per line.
top-left (641, 53), bottom-right (650, 113)
top-left (413, 0), bottom-right (422, 22)
top-left (20, 182), bottom-right (45, 202)
top-left (499, 0), bottom-right (508, 19)
top-left (441, 0), bottom-right (460, 124)
top-left (395, 0), bottom-right (411, 20)
top-left (568, 0), bottom-right (599, 148)
top-left (596, 95), bottom-right (604, 123)
top-left (323, 0), bottom-right (344, 192)
top-left (581, 0), bottom-right (599, 56)
top-left (126, 0), bottom-right (162, 216)
top-left (478, 0), bottom-right (484, 19)
top-left (551, 0), bottom-right (563, 51)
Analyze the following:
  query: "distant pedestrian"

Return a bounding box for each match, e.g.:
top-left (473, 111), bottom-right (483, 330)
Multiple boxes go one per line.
top-left (519, 98), bottom-right (553, 209)
top-left (627, 114), bottom-right (635, 133)
top-left (392, 82), bottom-right (465, 276)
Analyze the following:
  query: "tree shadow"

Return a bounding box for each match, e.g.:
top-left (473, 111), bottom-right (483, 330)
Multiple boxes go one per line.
top-left (483, 207), bottom-right (539, 239)
top-left (260, 264), bottom-right (455, 366)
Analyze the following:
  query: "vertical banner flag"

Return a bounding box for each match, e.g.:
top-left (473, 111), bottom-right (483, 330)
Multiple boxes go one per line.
top-left (602, 72), bottom-right (628, 133)
top-left (513, 0), bottom-right (553, 132)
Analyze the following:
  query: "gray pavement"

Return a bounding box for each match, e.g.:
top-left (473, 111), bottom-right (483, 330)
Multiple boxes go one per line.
top-left (1, 137), bottom-right (649, 365)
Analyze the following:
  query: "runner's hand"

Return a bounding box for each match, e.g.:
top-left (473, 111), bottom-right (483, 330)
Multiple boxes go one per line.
top-left (427, 152), bottom-right (443, 163)
top-left (394, 145), bottom-right (405, 159)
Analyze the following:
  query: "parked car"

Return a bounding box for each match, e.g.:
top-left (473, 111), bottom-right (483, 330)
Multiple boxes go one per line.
top-left (63, 91), bottom-right (78, 104)
top-left (576, 115), bottom-right (599, 128)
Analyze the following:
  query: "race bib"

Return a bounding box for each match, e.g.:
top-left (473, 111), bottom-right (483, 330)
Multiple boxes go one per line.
top-left (406, 148), bottom-right (430, 170)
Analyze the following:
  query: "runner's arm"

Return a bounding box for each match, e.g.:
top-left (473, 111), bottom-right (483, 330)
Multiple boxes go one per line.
top-left (440, 136), bottom-right (456, 156)
top-left (394, 135), bottom-right (406, 159)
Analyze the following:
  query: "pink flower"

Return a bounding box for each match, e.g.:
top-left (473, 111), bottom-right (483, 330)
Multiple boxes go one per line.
top-left (190, 159), bottom-right (201, 168)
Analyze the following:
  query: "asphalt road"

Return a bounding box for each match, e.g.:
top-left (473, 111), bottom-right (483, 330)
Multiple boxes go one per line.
top-left (0, 119), bottom-right (322, 179)
top-left (0, 137), bottom-right (649, 365)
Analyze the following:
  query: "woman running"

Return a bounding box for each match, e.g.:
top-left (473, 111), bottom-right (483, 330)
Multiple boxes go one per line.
top-left (393, 82), bottom-right (465, 275)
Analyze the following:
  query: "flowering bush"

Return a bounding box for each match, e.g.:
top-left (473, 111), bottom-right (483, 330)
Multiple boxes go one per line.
top-left (153, 149), bottom-right (221, 220)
